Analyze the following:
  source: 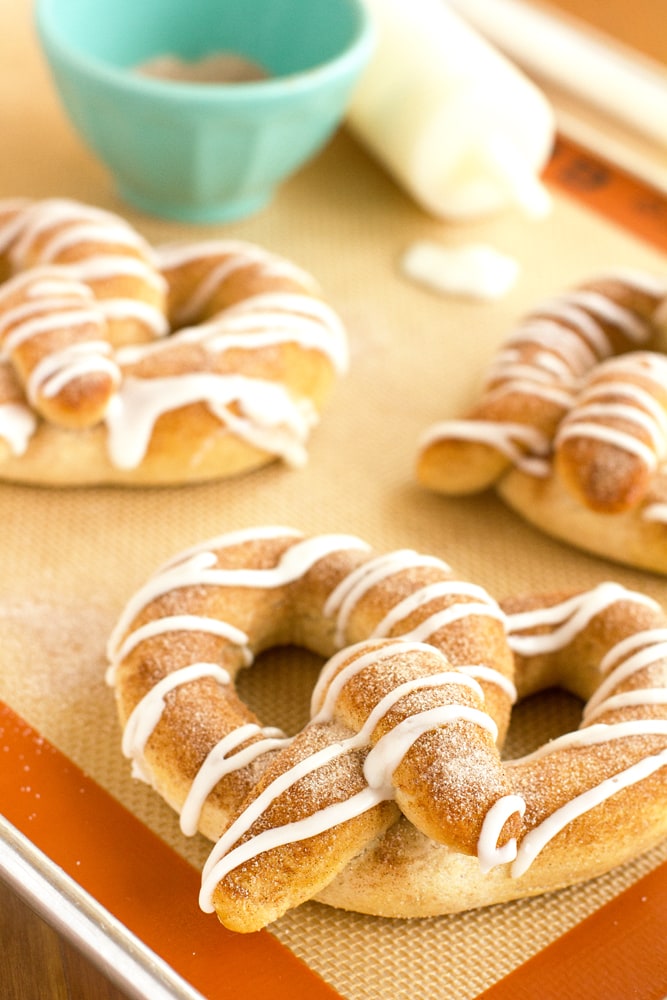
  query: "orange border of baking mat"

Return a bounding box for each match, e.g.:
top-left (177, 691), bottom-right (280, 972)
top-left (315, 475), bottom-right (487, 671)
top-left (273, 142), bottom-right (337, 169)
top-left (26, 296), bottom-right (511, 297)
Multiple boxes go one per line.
top-left (3, 698), bottom-right (667, 1000)
top-left (0, 701), bottom-right (343, 1000)
top-left (477, 860), bottom-right (667, 1000)
top-left (544, 135), bottom-right (667, 255)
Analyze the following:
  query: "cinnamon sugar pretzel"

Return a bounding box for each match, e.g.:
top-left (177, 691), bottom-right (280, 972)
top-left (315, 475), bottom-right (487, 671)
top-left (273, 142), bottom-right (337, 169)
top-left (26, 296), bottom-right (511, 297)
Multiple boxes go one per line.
top-left (416, 270), bottom-right (667, 572)
top-left (106, 527), bottom-right (667, 932)
top-left (0, 198), bottom-right (346, 484)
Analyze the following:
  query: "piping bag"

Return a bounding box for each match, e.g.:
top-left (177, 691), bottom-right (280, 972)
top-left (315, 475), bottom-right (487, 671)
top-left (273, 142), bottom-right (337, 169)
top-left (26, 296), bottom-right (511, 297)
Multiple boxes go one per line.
top-left (346, 0), bottom-right (556, 221)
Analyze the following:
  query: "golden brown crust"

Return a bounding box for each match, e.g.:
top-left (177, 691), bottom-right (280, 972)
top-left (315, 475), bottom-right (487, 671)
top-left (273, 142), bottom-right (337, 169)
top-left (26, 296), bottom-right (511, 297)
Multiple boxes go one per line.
top-left (108, 528), bottom-right (667, 931)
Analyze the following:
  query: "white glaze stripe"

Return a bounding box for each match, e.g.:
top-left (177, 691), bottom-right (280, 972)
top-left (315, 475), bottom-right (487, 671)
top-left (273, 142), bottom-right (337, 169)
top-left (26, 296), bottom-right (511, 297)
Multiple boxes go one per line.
top-left (503, 593), bottom-right (667, 875)
top-left (28, 342), bottom-right (120, 403)
top-left (584, 689), bottom-right (667, 723)
top-left (2, 308), bottom-right (103, 353)
top-left (584, 638), bottom-right (667, 718)
top-left (122, 662), bottom-right (231, 780)
top-left (370, 580), bottom-right (498, 639)
top-left (399, 602), bottom-right (506, 644)
top-left (557, 420), bottom-right (658, 468)
top-left (324, 550), bottom-right (453, 648)
top-left (310, 640), bottom-right (483, 725)
top-left (199, 787), bottom-right (384, 912)
top-left (0, 401), bottom-right (36, 454)
top-left (512, 748), bottom-right (667, 878)
top-left (104, 373), bottom-right (315, 470)
top-left (457, 664), bottom-right (518, 703)
top-left (506, 583), bottom-right (659, 657)
top-left (477, 794), bottom-right (526, 873)
top-left (509, 719), bottom-right (667, 766)
top-left (180, 723), bottom-right (290, 836)
top-left (419, 419), bottom-right (552, 475)
top-left (109, 532), bottom-right (369, 658)
top-left (106, 614), bottom-right (252, 682)
top-left (364, 704), bottom-right (498, 787)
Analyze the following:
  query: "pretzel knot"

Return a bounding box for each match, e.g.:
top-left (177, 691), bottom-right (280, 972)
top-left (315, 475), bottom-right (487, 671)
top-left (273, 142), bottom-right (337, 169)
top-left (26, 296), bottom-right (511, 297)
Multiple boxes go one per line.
top-left (416, 270), bottom-right (667, 573)
top-left (107, 528), bottom-right (667, 933)
top-left (0, 198), bottom-right (346, 485)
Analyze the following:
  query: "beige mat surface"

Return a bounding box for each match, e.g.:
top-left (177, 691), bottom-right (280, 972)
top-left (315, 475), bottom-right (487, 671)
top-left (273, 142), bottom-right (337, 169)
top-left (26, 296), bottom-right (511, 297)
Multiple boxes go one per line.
top-left (1, 3), bottom-right (667, 997)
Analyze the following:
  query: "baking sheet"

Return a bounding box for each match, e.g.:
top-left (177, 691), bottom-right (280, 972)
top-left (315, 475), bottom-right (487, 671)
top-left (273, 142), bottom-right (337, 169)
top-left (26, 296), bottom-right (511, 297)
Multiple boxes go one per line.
top-left (2, 1), bottom-right (667, 998)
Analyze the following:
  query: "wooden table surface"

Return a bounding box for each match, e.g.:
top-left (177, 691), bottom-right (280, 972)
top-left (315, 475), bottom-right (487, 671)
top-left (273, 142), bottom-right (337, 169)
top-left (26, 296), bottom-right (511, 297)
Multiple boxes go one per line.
top-left (1, 2), bottom-right (665, 998)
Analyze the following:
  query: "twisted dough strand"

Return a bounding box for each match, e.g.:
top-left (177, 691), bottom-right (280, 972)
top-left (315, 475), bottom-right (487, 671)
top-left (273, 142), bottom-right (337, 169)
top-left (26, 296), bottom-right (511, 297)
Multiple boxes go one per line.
top-left (417, 270), bottom-right (667, 494)
top-left (4, 198), bottom-right (168, 345)
top-left (0, 269), bottom-right (120, 428)
top-left (555, 351), bottom-right (667, 513)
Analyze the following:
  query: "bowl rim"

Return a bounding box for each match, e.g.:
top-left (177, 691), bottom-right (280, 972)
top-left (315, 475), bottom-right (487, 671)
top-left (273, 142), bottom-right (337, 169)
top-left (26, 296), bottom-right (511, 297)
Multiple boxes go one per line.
top-left (35, 0), bottom-right (375, 104)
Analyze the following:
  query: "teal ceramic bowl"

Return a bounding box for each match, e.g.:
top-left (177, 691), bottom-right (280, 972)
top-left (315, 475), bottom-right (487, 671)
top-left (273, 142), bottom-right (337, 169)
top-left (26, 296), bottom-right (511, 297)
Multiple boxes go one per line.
top-left (36, 0), bottom-right (373, 222)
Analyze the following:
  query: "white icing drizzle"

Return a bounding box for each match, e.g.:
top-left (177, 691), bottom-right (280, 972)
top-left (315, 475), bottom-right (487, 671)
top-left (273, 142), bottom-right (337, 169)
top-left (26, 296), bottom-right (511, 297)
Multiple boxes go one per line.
top-left (477, 794), bottom-right (526, 873)
top-left (10, 200), bottom-right (153, 267)
top-left (456, 664), bottom-right (518, 703)
top-left (506, 590), bottom-right (667, 874)
top-left (511, 719), bottom-right (667, 766)
top-left (599, 268), bottom-right (667, 301)
top-left (398, 602), bottom-right (507, 645)
top-left (584, 635), bottom-right (667, 719)
top-left (419, 419), bottom-right (552, 476)
top-left (502, 320), bottom-right (600, 376)
top-left (179, 723), bottom-right (290, 836)
top-left (122, 662), bottom-right (231, 782)
top-left (115, 293), bottom-right (346, 390)
top-left (558, 420), bottom-right (658, 468)
top-left (104, 372), bottom-right (317, 470)
top-left (199, 786), bottom-right (385, 912)
top-left (556, 352), bottom-right (667, 470)
top-left (97, 297), bottom-right (169, 338)
top-left (0, 198), bottom-right (32, 253)
top-left (310, 639), bottom-right (484, 723)
top-left (420, 275), bottom-right (661, 474)
top-left (106, 614), bottom-right (252, 685)
top-left (156, 240), bottom-right (317, 324)
top-left (370, 579), bottom-right (499, 639)
top-left (364, 703), bottom-right (498, 784)
top-left (0, 209), bottom-right (345, 471)
top-left (27, 340), bottom-right (120, 404)
top-left (1, 306), bottom-right (103, 353)
top-left (512, 748), bottom-right (667, 878)
top-left (108, 530), bottom-right (370, 660)
top-left (0, 400), bottom-right (36, 454)
top-left (324, 550), bottom-right (453, 647)
top-left (0, 202), bottom-right (168, 369)
top-left (506, 582), bottom-right (659, 657)
top-left (551, 290), bottom-right (650, 341)
top-left (0, 269), bottom-right (122, 414)
top-left (642, 502), bottom-right (667, 523)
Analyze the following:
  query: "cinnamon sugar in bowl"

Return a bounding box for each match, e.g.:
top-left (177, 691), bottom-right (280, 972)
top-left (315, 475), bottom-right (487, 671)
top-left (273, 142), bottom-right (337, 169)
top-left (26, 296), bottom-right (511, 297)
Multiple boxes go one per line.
top-left (36, 0), bottom-right (373, 222)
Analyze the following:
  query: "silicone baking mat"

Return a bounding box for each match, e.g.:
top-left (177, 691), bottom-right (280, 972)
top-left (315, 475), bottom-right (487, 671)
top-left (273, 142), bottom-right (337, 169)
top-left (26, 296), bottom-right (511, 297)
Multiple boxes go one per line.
top-left (1, 2), bottom-right (667, 998)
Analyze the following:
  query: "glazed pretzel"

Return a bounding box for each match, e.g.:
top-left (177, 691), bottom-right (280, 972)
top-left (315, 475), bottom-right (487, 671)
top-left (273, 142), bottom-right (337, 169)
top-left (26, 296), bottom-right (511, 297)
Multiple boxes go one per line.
top-left (107, 527), bottom-right (667, 932)
top-left (0, 199), bottom-right (346, 485)
top-left (416, 270), bottom-right (667, 573)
